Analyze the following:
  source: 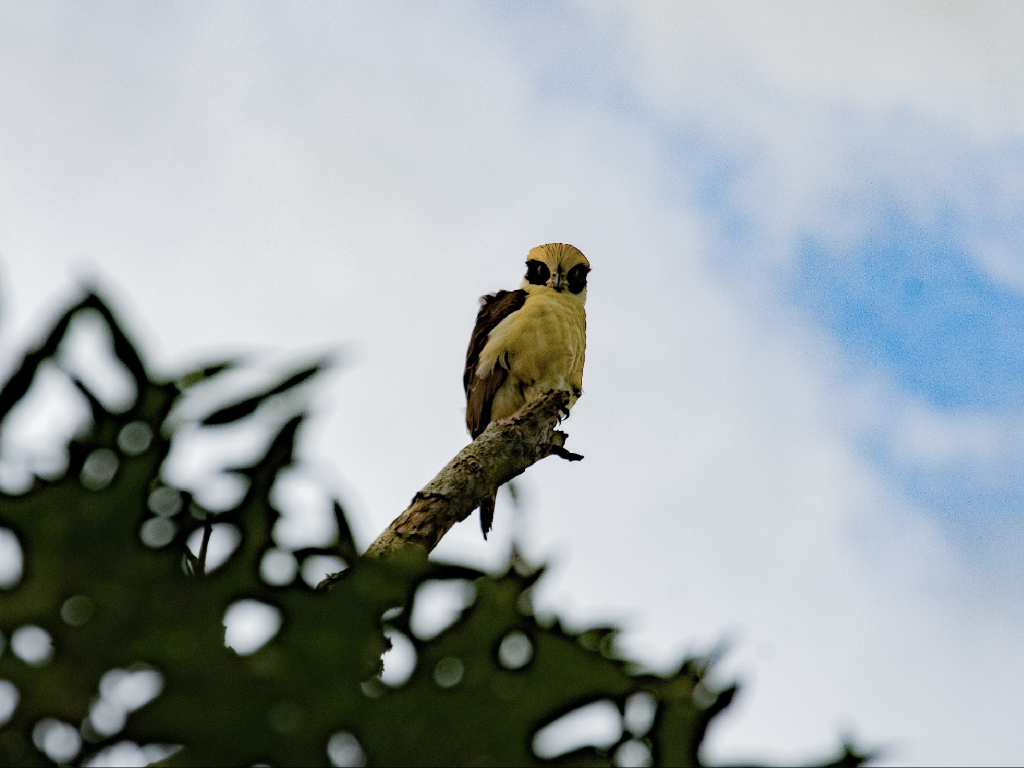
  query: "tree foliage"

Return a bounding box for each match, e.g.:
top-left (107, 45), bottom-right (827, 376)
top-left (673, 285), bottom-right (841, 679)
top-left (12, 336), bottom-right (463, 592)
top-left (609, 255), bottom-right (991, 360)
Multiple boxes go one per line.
top-left (0, 293), bottom-right (867, 767)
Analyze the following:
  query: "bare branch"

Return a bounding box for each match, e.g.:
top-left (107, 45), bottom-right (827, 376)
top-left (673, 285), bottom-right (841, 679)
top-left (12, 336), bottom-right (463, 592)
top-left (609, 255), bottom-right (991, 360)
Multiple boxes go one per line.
top-left (363, 390), bottom-right (582, 560)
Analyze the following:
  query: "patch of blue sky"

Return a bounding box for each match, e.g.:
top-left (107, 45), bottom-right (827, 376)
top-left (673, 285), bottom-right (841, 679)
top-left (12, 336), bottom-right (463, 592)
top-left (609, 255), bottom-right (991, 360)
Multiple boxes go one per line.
top-left (865, 428), bottom-right (1024, 527)
top-left (790, 199), bottom-right (1024, 541)
top-left (656, 114), bottom-right (1024, 536)
top-left (662, 129), bottom-right (755, 245)
top-left (793, 204), bottom-right (1024, 412)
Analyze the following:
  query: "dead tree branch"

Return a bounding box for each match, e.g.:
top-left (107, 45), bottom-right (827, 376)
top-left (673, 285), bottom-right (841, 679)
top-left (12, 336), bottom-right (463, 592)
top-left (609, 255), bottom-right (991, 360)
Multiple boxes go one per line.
top-left (363, 390), bottom-right (582, 560)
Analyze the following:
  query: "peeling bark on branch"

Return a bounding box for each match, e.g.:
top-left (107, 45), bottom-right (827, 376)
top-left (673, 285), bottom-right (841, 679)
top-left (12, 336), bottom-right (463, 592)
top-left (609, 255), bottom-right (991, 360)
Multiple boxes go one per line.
top-left (363, 390), bottom-right (582, 560)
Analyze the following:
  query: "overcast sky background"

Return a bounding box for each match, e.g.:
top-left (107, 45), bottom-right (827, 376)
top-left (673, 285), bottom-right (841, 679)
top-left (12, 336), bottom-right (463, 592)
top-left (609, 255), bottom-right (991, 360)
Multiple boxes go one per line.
top-left (3, 2), bottom-right (1024, 765)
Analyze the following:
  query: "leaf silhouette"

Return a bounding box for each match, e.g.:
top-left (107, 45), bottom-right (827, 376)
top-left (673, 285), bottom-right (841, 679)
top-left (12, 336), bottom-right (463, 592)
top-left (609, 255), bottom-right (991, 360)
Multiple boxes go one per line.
top-left (0, 294), bottom-right (868, 767)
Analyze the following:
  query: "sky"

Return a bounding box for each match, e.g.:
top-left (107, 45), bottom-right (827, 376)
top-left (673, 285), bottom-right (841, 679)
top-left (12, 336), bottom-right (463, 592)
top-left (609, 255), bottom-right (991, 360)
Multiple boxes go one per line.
top-left (2, 1), bottom-right (1024, 765)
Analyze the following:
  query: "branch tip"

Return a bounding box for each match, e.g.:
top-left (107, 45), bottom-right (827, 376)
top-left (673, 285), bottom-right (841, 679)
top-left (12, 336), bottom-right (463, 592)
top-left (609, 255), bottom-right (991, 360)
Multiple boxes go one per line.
top-left (551, 444), bottom-right (584, 462)
top-left (363, 391), bottom-right (583, 558)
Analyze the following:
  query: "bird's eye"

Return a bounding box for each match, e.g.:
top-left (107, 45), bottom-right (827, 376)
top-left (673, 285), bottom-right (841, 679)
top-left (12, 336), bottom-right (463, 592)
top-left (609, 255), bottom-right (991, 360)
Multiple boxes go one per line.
top-left (567, 264), bottom-right (589, 294)
top-left (525, 260), bottom-right (550, 286)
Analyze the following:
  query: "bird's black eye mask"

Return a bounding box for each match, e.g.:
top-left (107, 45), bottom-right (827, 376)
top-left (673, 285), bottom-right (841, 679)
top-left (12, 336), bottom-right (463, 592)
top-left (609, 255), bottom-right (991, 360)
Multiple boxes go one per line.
top-left (567, 264), bottom-right (589, 294)
top-left (525, 259), bottom-right (550, 285)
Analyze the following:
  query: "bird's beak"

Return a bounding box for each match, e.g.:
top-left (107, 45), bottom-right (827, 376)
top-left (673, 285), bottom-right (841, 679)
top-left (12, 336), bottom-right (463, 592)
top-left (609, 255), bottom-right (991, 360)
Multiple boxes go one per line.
top-left (550, 272), bottom-right (564, 291)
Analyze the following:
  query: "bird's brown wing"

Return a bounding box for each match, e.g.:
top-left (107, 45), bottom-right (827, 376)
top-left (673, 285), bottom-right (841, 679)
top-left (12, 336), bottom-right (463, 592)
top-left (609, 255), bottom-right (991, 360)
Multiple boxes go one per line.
top-left (464, 289), bottom-right (527, 438)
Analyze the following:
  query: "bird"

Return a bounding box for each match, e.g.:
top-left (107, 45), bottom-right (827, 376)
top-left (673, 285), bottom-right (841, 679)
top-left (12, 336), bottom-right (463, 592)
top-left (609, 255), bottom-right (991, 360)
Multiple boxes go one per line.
top-left (463, 243), bottom-right (590, 538)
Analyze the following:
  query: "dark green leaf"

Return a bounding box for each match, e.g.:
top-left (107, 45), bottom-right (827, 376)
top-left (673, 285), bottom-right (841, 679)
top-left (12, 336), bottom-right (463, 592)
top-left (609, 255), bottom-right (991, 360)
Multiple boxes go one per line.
top-left (0, 295), bottom-right (870, 768)
top-left (201, 359), bottom-right (329, 426)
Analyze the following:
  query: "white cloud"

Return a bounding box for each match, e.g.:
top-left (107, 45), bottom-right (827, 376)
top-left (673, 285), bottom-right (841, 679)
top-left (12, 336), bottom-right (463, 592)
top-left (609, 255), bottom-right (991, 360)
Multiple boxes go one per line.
top-left (891, 405), bottom-right (1003, 466)
top-left (970, 237), bottom-right (1024, 294)
top-left (592, 1), bottom-right (1024, 133)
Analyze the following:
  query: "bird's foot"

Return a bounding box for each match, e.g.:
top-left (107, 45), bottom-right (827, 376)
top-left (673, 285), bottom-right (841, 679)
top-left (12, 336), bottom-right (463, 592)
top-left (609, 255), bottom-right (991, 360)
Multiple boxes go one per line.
top-left (543, 389), bottom-right (572, 422)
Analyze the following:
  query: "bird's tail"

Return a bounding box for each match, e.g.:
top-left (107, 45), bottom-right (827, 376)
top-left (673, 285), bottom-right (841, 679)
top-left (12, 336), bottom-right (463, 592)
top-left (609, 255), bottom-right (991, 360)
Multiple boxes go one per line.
top-left (479, 493), bottom-right (496, 539)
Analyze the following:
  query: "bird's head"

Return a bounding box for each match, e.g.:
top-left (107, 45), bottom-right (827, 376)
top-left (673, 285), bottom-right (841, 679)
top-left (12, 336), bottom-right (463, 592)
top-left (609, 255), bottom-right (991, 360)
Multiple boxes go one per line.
top-left (521, 243), bottom-right (590, 302)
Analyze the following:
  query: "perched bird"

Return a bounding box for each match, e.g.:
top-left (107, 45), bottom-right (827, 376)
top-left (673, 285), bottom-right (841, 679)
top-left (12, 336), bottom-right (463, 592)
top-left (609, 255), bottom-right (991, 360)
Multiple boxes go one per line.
top-left (464, 243), bottom-right (590, 538)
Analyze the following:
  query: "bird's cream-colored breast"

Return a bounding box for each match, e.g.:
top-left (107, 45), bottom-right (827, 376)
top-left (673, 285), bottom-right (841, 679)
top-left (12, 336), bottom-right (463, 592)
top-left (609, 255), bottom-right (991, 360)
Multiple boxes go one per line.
top-left (476, 284), bottom-right (586, 423)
